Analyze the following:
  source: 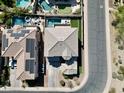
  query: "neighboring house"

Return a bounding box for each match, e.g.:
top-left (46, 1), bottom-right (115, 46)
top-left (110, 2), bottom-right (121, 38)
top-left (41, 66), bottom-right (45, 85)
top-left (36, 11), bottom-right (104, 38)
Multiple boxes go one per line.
top-left (1, 26), bottom-right (38, 80)
top-left (44, 26), bottom-right (78, 60)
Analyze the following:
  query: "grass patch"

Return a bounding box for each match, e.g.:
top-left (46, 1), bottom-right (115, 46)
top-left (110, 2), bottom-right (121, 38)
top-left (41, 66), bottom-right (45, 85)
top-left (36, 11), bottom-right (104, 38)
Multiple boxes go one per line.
top-left (71, 19), bottom-right (82, 41)
top-left (79, 66), bottom-right (83, 74)
top-left (58, 5), bottom-right (72, 14)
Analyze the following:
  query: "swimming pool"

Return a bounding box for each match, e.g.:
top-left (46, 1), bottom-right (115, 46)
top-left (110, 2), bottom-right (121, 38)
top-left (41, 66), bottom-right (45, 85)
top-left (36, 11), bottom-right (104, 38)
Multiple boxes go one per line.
top-left (16, 0), bottom-right (30, 8)
top-left (39, 1), bottom-right (52, 11)
top-left (13, 16), bottom-right (25, 26)
top-left (46, 19), bottom-right (61, 27)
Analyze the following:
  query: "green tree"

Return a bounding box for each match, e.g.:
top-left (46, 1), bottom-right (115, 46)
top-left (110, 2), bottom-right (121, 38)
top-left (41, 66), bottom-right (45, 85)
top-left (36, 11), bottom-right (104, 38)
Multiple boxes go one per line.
top-left (0, 0), bottom-right (15, 7)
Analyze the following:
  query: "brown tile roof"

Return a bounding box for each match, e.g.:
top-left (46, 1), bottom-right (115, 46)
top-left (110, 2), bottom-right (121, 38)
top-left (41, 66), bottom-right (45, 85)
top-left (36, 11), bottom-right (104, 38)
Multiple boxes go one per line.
top-left (1, 26), bottom-right (38, 80)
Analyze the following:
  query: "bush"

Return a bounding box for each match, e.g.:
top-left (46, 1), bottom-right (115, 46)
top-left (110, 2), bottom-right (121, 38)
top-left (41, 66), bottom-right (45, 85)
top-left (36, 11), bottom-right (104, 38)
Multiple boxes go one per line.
top-left (63, 74), bottom-right (69, 79)
top-left (119, 66), bottom-right (124, 76)
top-left (118, 45), bottom-right (124, 50)
top-left (109, 88), bottom-right (116, 93)
top-left (75, 80), bottom-right (80, 85)
top-left (73, 77), bottom-right (80, 85)
top-left (122, 88), bottom-right (124, 92)
top-left (67, 81), bottom-right (73, 88)
top-left (117, 75), bottom-right (124, 81)
top-left (118, 59), bottom-right (122, 64)
top-left (115, 63), bottom-right (118, 66)
top-left (112, 72), bottom-right (117, 79)
top-left (59, 80), bottom-right (65, 87)
top-left (112, 20), bottom-right (118, 26)
top-left (22, 84), bottom-right (26, 88)
top-left (118, 70), bottom-right (123, 74)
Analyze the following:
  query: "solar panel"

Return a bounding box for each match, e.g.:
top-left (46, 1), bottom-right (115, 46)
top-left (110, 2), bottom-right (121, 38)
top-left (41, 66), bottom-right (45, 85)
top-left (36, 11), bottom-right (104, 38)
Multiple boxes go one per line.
top-left (25, 60), bottom-right (34, 73)
top-left (26, 39), bottom-right (35, 58)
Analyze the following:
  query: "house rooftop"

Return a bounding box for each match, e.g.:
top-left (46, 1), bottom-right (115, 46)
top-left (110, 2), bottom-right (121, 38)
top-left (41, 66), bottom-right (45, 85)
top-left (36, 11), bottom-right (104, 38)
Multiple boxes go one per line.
top-left (44, 26), bottom-right (78, 60)
top-left (1, 26), bottom-right (38, 80)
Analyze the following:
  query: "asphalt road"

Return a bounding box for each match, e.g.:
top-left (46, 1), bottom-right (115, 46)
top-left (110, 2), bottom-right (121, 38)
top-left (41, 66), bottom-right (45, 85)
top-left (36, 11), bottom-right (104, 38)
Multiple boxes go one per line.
top-left (0, 0), bottom-right (108, 92)
top-left (77, 0), bottom-right (108, 92)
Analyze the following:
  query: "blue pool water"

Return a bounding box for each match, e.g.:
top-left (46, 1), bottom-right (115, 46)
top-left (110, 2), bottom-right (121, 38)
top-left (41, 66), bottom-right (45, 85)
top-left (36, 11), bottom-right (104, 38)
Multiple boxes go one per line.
top-left (47, 19), bottom-right (61, 27)
top-left (13, 17), bottom-right (25, 26)
top-left (16, 0), bottom-right (30, 8)
top-left (39, 1), bottom-right (52, 11)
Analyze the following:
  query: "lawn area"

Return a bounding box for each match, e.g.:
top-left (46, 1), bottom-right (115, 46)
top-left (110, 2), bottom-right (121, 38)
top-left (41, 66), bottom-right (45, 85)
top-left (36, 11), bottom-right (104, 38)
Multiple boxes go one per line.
top-left (71, 19), bottom-right (82, 41)
top-left (79, 66), bottom-right (83, 74)
top-left (58, 5), bottom-right (72, 14)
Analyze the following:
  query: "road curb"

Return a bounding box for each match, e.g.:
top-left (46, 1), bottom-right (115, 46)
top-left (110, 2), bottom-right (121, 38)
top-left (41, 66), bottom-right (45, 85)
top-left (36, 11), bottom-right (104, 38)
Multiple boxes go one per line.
top-left (103, 0), bottom-right (112, 93)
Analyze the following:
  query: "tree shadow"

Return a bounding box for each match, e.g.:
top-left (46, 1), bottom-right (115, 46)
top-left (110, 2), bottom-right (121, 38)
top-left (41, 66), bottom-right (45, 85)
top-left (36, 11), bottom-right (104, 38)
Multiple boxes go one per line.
top-left (77, 39), bottom-right (83, 76)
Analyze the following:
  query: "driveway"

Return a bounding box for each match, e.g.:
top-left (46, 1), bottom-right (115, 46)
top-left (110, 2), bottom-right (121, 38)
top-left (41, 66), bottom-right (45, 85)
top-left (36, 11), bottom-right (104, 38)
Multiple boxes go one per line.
top-left (46, 58), bottom-right (60, 87)
top-left (9, 68), bottom-right (22, 87)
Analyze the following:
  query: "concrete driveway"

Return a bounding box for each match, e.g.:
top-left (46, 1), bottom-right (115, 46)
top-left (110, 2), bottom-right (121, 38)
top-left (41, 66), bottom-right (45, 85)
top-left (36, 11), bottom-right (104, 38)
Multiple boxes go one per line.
top-left (46, 58), bottom-right (60, 87)
top-left (47, 65), bottom-right (60, 87)
top-left (9, 68), bottom-right (22, 87)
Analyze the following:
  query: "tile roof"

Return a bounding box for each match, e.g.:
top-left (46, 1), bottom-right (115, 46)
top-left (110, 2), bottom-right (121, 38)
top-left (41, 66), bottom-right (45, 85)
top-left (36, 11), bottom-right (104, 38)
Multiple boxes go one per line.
top-left (44, 27), bottom-right (78, 60)
top-left (1, 26), bottom-right (38, 80)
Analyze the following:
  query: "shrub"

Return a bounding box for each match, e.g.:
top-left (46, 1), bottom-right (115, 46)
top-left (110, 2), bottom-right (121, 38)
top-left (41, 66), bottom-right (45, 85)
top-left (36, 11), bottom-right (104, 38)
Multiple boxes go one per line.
top-left (75, 80), bottom-right (80, 85)
top-left (117, 75), bottom-right (124, 81)
top-left (59, 80), bottom-right (65, 87)
top-left (67, 81), bottom-right (73, 88)
top-left (112, 72), bottom-right (117, 79)
top-left (118, 59), bottom-right (122, 64)
top-left (115, 63), bottom-right (118, 66)
top-left (109, 88), bottom-right (116, 93)
top-left (63, 74), bottom-right (69, 79)
top-left (119, 66), bottom-right (124, 76)
top-left (118, 45), bottom-right (124, 50)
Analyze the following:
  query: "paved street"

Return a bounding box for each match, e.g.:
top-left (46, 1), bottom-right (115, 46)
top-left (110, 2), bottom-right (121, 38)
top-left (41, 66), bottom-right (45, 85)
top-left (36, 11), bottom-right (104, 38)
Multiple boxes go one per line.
top-left (77, 0), bottom-right (108, 92)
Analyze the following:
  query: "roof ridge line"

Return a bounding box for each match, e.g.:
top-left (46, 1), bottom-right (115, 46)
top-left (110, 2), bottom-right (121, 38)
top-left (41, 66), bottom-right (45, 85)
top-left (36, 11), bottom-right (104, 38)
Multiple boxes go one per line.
top-left (64, 28), bottom-right (77, 41)
top-left (46, 30), bottom-right (58, 51)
